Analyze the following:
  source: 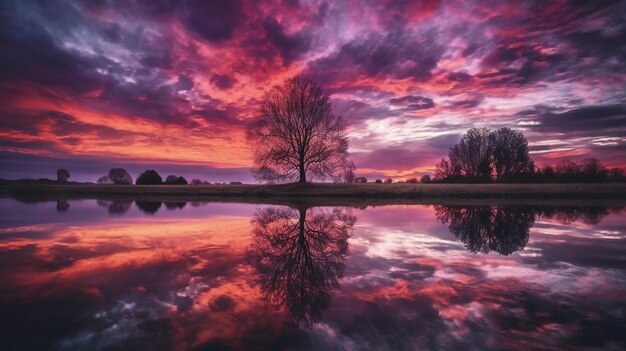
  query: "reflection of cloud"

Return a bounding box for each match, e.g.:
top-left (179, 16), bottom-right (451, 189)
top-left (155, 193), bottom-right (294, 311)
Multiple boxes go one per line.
top-left (0, 202), bottom-right (624, 350)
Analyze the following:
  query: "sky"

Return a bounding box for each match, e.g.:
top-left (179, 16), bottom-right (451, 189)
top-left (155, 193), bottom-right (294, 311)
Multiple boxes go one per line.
top-left (1, 0), bottom-right (625, 182)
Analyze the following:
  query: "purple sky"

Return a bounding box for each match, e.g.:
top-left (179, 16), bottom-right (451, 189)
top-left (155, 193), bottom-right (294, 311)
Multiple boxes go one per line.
top-left (1, 0), bottom-right (625, 182)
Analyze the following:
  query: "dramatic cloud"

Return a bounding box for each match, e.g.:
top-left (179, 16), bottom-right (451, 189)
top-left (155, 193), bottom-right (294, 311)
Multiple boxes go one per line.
top-left (1, 0), bottom-right (625, 181)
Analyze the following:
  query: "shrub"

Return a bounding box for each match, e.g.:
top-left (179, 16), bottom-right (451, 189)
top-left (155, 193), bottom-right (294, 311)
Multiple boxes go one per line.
top-left (354, 177), bottom-right (367, 183)
top-left (420, 175), bottom-right (432, 183)
top-left (384, 178), bottom-right (393, 184)
top-left (136, 170), bottom-right (162, 185)
top-left (406, 178), bottom-right (418, 183)
top-left (374, 179), bottom-right (382, 183)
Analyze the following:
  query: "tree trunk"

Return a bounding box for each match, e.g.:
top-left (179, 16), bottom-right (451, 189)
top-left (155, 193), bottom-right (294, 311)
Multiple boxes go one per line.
top-left (299, 163), bottom-right (306, 183)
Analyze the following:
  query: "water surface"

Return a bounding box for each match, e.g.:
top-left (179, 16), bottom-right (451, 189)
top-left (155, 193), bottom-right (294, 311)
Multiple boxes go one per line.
top-left (0, 199), bottom-right (625, 350)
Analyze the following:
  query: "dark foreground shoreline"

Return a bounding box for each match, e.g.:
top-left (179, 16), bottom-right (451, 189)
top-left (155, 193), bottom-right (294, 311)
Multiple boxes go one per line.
top-left (3, 182), bottom-right (626, 207)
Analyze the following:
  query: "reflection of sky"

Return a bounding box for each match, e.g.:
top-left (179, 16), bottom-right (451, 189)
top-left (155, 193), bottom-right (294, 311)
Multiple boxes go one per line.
top-left (0, 199), bottom-right (624, 350)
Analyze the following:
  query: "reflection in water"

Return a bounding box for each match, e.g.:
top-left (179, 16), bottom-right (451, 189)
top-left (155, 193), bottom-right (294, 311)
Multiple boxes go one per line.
top-left (96, 200), bottom-right (132, 215)
top-left (435, 205), bottom-right (625, 255)
top-left (248, 207), bottom-right (355, 325)
top-left (0, 199), bottom-right (624, 350)
top-left (135, 201), bottom-right (162, 214)
top-left (55, 199), bottom-right (69, 212)
top-left (537, 206), bottom-right (624, 225)
top-left (165, 202), bottom-right (187, 210)
top-left (435, 206), bottom-right (534, 255)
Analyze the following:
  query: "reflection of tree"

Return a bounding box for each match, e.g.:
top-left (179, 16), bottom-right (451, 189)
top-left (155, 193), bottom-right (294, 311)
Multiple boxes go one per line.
top-left (435, 206), bottom-right (534, 255)
top-left (96, 200), bottom-right (132, 215)
top-left (56, 200), bottom-right (70, 212)
top-left (537, 206), bottom-right (623, 225)
top-left (249, 207), bottom-right (355, 325)
top-left (164, 202), bottom-right (187, 210)
top-left (135, 201), bottom-right (162, 215)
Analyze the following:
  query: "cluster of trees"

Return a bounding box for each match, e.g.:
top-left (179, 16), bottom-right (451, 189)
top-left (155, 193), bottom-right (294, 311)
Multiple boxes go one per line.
top-left (434, 127), bottom-right (625, 183)
top-left (533, 159), bottom-right (625, 183)
top-left (94, 169), bottom-right (204, 185)
top-left (434, 127), bottom-right (534, 182)
top-left (97, 168), bottom-right (133, 184)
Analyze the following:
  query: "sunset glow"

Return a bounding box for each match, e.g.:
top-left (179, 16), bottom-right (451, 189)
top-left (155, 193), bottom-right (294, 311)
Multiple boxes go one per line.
top-left (1, 0), bottom-right (625, 181)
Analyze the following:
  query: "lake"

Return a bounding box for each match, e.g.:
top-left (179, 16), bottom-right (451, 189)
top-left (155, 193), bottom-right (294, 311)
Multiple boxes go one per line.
top-left (0, 199), bottom-right (625, 350)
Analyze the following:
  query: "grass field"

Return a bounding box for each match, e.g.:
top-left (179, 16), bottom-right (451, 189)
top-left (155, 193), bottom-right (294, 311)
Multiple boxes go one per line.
top-left (3, 181), bottom-right (626, 207)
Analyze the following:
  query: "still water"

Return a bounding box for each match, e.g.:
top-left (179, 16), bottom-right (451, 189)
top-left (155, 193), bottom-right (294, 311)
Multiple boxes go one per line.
top-left (0, 199), bottom-right (625, 350)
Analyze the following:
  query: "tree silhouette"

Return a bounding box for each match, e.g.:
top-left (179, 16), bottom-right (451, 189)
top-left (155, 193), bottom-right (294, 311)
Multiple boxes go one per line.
top-left (97, 200), bottom-right (132, 215)
top-left (56, 169), bottom-right (70, 183)
top-left (135, 201), bottom-right (162, 215)
top-left (108, 168), bottom-right (133, 184)
top-left (248, 206), bottom-right (355, 325)
top-left (489, 127), bottom-right (534, 180)
top-left (97, 175), bottom-right (112, 184)
top-left (449, 128), bottom-right (493, 181)
top-left (435, 205), bottom-right (534, 255)
top-left (165, 175), bottom-right (188, 185)
top-left (247, 76), bottom-right (351, 183)
top-left (136, 170), bottom-right (163, 185)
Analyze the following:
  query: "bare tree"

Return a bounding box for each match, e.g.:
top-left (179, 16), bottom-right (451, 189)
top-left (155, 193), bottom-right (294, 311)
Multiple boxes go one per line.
top-left (449, 128), bottom-right (493, 180)
top-left (434, 158), bottom-right (456, 181)
top-left (489, 128), bottom-right (533, 180)
top-left (247, 76), bottom-right (350, 183)
top-left (57, 168), bottom-right (70, 183)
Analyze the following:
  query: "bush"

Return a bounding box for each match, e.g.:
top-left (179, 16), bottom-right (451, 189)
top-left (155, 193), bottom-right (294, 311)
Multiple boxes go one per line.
top-left (406, 178), bottom-right (418, 183)
top-left (374, 179), bottom-right (382, 183)
top-left (384, 178), bottom-right (393, 184)
top-left (229, 181), bottom-right (242, 185)
top-left (190, 179), bottom-right (203, 185)
top-left (354, 177), bottom-right (367, 183)
top-left (420, 175), bottom-right (432, 183)
top-left (136, 170), bottom-right (163, 185)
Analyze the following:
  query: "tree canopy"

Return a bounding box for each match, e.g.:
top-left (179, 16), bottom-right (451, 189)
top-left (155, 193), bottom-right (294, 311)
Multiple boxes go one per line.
top-left (247, 76), bottom-right (350, 183)
top-left (108, 168), bottom-right (133, 184)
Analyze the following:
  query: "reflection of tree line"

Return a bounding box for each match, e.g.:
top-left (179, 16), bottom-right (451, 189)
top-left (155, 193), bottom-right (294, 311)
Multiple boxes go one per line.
top-left (246, 204), bottom-right (623, 325)
top-left (54, 200), bottom-right (190, 214)
top-left (51, 200), bottom-right (625, 325)
top-left (434, 205), bottom-right (625, 255)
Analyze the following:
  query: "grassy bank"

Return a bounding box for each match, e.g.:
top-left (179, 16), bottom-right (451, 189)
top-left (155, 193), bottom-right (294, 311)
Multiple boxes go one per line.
top-left (3, 181), bottom-right (626, 205)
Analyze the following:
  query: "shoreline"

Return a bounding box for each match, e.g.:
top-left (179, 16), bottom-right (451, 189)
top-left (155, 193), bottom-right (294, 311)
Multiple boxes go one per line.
top-left (3, 182), bottom-right (626, 207)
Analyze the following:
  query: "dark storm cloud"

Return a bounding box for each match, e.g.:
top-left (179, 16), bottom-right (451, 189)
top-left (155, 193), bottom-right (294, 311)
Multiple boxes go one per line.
top-left (531, 105), bottom-right (626, 133)
top-left (389, 95), bottom-right (435, 110)
top-left (308, 26), bottom-right (444, 84)
top-left (139, 51), bottom-right (173, 69)
top-left (210, 73), bottom-right (236, 90)
top-left (178, 0), bottom-right (246, 42)
top-left (0, 3), bottom-right (107, 94)
top-left (262, 17), bottom-right (312, 66)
